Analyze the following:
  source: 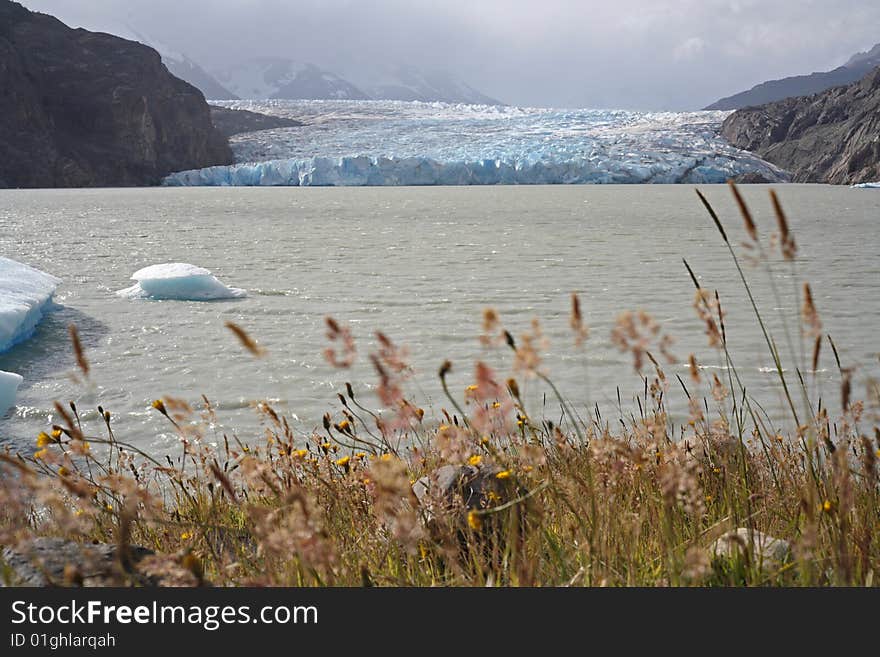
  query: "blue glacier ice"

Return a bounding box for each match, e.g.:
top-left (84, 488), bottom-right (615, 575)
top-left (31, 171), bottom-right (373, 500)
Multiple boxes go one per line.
top-left (0, 256), bottom-right (61, 353)
top-left (0, 370), bottom-right (22, 417)
top-left (117, 263), bottom-right (247, 301)
top-left (164, 100), bottom-right (789, 186)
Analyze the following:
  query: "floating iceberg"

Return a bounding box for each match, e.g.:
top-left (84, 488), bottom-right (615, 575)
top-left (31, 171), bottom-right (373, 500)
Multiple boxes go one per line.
top-left (116, 263), bottom-right (246, 301)
top-left (164, 100), bottom-right (789, 187)
top-left (852, 181), bottom-right (880, 188)
top-left (0, 256), bottom-right (61, 353)
top-left (0, 370), bottom-right (22, 417)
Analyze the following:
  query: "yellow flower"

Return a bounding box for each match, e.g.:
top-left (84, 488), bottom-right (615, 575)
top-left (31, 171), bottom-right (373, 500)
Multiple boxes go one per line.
top-left (522, 465), bottom-right (534, 473)
top-left (465, 385), bottom-right (478, 392)
top-left (354, 452), bottom-right (366, 459)
top-left (516, 420), bottom-right (524, 427)
top-left (380, 454), bottom-right (393, 462)
top-left (492, 401), bottom-right (501, 409)
top-left (495, 470), bottom-right (512, 480)
top-left (438, 424), bottom-right (449, 431)
top-left (480, 436), bottom-right (490, 445)
top-left (320, 442), bottom-right (331, 454)
top-left (58, 466), bottom-right (70, 477)
top-left (468, 455), bottom-right (482, 466)
top-left (151, 399), bottom-right (166, 413)
top-left (487, 491), bottom-right (501, 503)
top-left (823, 500), bottom-right (832, 513)
top-left (105, 504), bottom-right (113, 512)
top-left (51, 428), bottom-right (63, 440)
top-left (33, 448), bottom-right (48, 460)
top-left (338, 420), bottom-right (350, 431)
top-left (712, 467), bottom-right (721, 474)
top-left (75, 509), bottom-right (85, 517)
top-left (335, 455), bottom-right (351, 468)
top-left (705, 495), bottom-right (714, 503)
top-left (180, 531), bottom-right (193, 540)
top-left (467, 510), bottom-right (482, 531)
top-left (294, 449), bottom-right (308, 458)
top-left (36, 432), bottom-right (53, 447)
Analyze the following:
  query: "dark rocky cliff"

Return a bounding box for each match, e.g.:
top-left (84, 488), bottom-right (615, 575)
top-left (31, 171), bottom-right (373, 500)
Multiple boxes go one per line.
top-left (721, 66), bottom-right (880, 184)
top-left (0, 1), bottom-right (232, 188)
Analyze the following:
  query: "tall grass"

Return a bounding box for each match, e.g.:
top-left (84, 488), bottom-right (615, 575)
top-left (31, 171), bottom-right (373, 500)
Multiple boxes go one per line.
top-left (1, 184), bottom-right (877, 587)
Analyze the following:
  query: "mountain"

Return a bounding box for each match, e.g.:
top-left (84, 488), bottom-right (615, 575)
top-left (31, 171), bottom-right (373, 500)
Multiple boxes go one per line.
top-left (0, 0), bottom-right (232, 188)
top-left (214, 58), bottom-right (370, 100)
top-left (95, 25), bottom-right (238, 100)
top-left (721, 65), bottom-right (880, 184)
top-left (705, 43), bottom-right (880, 110)
top-left (352, 66), bottom-right (502, 105)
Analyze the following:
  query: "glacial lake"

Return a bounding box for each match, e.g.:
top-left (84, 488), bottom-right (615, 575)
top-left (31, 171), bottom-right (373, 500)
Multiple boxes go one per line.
top-left (1, 184), bottom-right (878, 455)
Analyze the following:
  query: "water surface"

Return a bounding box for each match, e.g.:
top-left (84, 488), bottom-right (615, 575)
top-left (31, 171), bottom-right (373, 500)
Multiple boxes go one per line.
top-left (1, 185), bottom-right (877, 454)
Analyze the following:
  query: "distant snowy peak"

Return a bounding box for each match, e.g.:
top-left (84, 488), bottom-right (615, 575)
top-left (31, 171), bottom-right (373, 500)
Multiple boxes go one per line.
top-left (214, 58), bottom-right (370, 100)
top-left (355, 66), bottom-right (502, 105)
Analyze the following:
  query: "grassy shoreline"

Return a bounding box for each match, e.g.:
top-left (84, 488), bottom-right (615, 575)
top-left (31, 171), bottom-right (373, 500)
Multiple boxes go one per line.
top-left (2, 183), bottom-right (878, 586)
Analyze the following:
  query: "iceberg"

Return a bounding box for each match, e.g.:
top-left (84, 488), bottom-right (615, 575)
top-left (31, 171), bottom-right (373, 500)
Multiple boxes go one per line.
top-left (164, 100), bottom-right (789, 187)
top-left (852, 181), bottom-right (880, 188)
top-left (0, 256), bottom-right (61, 353)
top-left (0, 370), bottom-right (23, 418)
top-left (116, 263), bottom-right (247, 301)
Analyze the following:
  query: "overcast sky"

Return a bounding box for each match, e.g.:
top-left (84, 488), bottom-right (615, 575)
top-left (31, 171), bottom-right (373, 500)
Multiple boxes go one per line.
top-left (20, 0), bottom-right (880, 109)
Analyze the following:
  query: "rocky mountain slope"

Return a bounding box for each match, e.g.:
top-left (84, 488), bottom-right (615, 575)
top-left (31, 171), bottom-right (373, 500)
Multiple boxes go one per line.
top-left (0, 1), bottom-right (232, 188)
top-left (209, 105), bottom-right (303, 137)
top-left (705, 43), bottom-right (880, 110)
top-left (721, 66), bottom-right (880, 184)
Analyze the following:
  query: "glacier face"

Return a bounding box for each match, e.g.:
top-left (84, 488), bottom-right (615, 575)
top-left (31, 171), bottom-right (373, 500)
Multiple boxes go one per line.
top-left (0, 370), bottom-right (22, 418)
top-left (0, 257), bottom-right (61, 353)
top-left (164, 100), bottom-right (789, 187)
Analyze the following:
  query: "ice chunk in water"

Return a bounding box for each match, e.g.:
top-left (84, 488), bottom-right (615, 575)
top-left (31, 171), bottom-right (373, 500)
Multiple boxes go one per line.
top-left (116, 263), bottom-right (246, 300)
top-left (0, 256), bottom-right (61, 353)
top-left (0, 370), bottom-right (23, 417)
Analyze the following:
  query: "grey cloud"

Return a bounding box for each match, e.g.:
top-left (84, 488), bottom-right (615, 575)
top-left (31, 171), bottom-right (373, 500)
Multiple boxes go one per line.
top-left (19, 0), bottom-right (880, 109)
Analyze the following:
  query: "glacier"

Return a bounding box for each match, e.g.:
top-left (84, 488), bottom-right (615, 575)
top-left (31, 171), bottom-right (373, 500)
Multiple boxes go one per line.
top-left (164, 100), bottom-right (789, 187)
top-left (117, 263), bottom-right (247, 301)
top-left (0, 256), bottom-right (61, 353)
top-left (0, 370), bottom-right (22, 418)
top-left (852, 181), bottom-right (880, 188)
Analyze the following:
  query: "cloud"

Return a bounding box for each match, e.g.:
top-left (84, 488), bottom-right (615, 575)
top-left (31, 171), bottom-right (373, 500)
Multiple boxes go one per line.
top-left (18, 0), bottom-right (880, 109)
top-left (673, 37), bottom-right (706, 62)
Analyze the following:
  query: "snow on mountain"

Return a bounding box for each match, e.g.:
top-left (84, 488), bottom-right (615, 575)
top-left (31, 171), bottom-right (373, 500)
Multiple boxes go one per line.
top-left (353, 65), bottom-right (502, 105)
top-left (213, 58), bottom-right (370, 100)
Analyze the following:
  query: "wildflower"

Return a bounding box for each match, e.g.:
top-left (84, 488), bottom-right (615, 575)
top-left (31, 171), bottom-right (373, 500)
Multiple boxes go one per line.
top-left (380, 454), bottom-right (393, 462)
top-left (354, 452), bottom-right (366, 459)
top-left (822, 500), bottom-right (832, 513)
top-left (294, 449), bottom-right (308, 458)
top-left (320, 442), bottom-right (331, 454)
top-left (105, 504), bottom-right (113, 512)
top-left (495, 470), bottom-right (512, 480)
top-left (335, 455), bottom-right (351, 468)
top-left (337, 420), bottom-right (350, 431)
top-left (468, 455), bottom-right (482, 466)
top-left (492, 401), bottom-right (501, 409)
top-left (479, 436), bottom-right (490, 445)
top-left (487, 491), bottom-right (501, 503)
top-left (465, 385), bottom-right (478, 392)
top-left (151, 399), bottom-right (167, 414)
top-left (180, 531), bottom-right (193, 540)
top-left (51, 428), bottom-right (63, 440)
top-left (36, 432), bottom-right (53, 447)
top-left (58, 466), bottom-right (70, 477)
top-left (33, 448), bottom-right (48, 460)
top-left (467, 510), bottom-right (483, 531)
